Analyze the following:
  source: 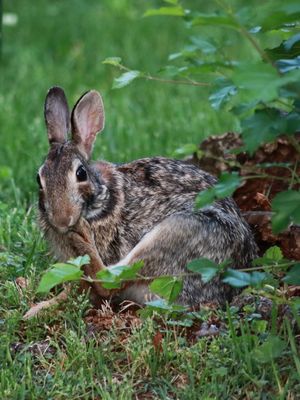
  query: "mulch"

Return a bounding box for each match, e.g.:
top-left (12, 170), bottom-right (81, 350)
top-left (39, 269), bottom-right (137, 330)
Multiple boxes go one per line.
top-left (189, 133), bottom-right (300, 260)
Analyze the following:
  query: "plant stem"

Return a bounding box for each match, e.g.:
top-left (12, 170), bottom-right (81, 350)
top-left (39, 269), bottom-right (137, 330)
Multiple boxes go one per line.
top-left (286, 319), bottom-right (300, 379)
top-left (145, 74), bottom-right (211, 87)
top-left (242, 174), bottom-right (298, 183)
top-left (117, 63), bottom-right (210, 87)
top-left (238, 24), bottom-right (274, 66)
top-left (289, 160), bottom-right (299, 189)
top-left (240, 261), bottom-right (298, 272)
top-left (87, 261), bottom-right (297, 284)
top-left (215, 0), bottom-right (274, 67)
top-left (271, 359), bottom-right (283, 395)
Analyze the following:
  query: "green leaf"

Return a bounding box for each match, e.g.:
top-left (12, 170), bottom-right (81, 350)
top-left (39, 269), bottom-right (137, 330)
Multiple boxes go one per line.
top-left (215, 172), bottom-right (241, 198)
top-left (232, 63), bottom-right (280, 103)
top-left (141, 299), bottom-right (187, 317)
top-left (68, 255), bottom-right (91, 268)
top-left (158, 65), bottom-right (187, 78)
top-left (253, 246), bottom-right (284, 266)
top-left (272, 190), bottom-right (300, 233)
top-left (223, 269), bottom-right (266, 288)
top-left (195, 188), bottom-right (216, 209)
top-left (258, 2), bottom-right (300, 31)
top-left (96, 261), bottom-right (144, 289)
top-left (114, 261), bottom-right (144, 280)
top-left (191, 14), bottom-right (240, 30)
top-left (285, 33), bottom-right (300, 51)
top-left (252, 336), bottom-right (286, 363)
top-left (150, 276), bottom-right (183, 303)
top-left (251, 319), bottom-right (268, 334)
top-left (209, 83), bottom-right (237, 110)
top-left (233, 63), bottom-right (300, 104)
top-left (267, 33), bottom-right (300, 62)
top-left (264, 246), bottom-right (283, 262)
top-left (187, 258), bottom-right (219, 283)
top-left (241, 109), bottom-right (284, 153)
top-left (144, 6), bottom-right (185, 17)
top-left (276, 56), bottom-right (300, 73)
top-left (183, 61), bottom-right (234, 75)
top-left (102, 57), bottom-right (122, 66)
top-left (112, 70), bottom-right (141, 89)
top-left (283, 264), bottom-right (300, 285)
top-left (195, 172), bottom-right (241, 209)
top-left (95, 272), bottom-right (122, 289)
top-left (37, 262), bottom-right (84, 293)
top-left (189, 36), bottom-right (216, 54)
top-left (145, 298), bottom-right (173, 310)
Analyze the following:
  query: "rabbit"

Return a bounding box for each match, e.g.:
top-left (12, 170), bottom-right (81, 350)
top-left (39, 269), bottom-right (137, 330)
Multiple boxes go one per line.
top-left (27, 86), bottom-right (258, 317)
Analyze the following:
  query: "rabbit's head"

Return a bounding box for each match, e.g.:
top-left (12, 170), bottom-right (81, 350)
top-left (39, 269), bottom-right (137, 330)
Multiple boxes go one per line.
top-left (38, 87), bottom-right (107, 233)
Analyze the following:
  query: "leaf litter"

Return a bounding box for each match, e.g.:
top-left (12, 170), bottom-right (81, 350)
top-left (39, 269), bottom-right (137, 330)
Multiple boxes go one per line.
top-left (189, 132), bottom-right (300, 260)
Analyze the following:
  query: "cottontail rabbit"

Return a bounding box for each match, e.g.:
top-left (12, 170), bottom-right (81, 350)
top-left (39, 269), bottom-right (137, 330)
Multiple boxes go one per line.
top-left (33, 87), bottom-right (257, 313)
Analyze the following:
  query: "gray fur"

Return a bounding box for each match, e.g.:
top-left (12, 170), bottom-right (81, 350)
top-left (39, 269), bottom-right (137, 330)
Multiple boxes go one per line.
top-left (38, 88), bottom-right (258, 307)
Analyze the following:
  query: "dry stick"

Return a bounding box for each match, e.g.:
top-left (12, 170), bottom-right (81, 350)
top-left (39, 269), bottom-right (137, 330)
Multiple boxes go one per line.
top-left (23, 287), bottom-right (71, 320)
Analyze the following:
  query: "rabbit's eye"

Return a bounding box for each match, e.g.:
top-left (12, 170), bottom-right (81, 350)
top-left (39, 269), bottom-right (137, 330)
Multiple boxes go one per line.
top-left (76, 165), bottom-right (87, 182)
top-left (36, 174), bottom-right (42, 189)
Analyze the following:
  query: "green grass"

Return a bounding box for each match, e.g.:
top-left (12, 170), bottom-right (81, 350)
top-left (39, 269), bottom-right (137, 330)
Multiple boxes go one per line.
top-left (0, 1), bottom-right (299, 398)
top-left (0, 0), bottom-right (236, 203)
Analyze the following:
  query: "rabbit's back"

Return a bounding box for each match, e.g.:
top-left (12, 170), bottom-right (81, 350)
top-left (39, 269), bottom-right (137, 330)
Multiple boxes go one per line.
top-left (91, 157), bottom-right (256, 271)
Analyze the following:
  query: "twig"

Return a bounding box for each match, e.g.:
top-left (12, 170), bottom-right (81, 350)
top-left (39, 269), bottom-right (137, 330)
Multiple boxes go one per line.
top-left (117, 63), bottom-right (210, 87)
top-left (83, 260), bottom-right (298, 285)
top-left (215, 0), bottom-right (274, 67)
top-left (144, 74), bottom-right (211, 87)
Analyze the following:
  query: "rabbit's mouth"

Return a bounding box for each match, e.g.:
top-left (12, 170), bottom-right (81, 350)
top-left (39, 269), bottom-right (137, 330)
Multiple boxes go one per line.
top-left (47, 213), bottom-right (79, 234)
top-left (55, 225), bottom-right (71, 234)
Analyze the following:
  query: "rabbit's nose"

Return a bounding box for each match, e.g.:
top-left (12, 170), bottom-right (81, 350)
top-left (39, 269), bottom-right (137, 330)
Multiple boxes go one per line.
top-left (54, 215), bottom-right (75, 232)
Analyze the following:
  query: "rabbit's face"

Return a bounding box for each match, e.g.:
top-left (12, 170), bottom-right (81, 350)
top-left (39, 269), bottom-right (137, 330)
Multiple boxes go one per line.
top-left (40, 87), bottom-right (106, 233)
top-left (38, 142), bottom-right (110, 233)
top-left (38, 142), bottom-right (83, 232)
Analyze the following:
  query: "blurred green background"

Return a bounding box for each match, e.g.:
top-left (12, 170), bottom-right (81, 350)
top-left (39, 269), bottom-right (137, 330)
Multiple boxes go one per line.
top-left (0, 0), bottom-right (236, 203)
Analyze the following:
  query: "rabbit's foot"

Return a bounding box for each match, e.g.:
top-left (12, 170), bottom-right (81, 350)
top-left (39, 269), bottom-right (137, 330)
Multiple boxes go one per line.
top-left (68, 224), bottom-right (111, 298)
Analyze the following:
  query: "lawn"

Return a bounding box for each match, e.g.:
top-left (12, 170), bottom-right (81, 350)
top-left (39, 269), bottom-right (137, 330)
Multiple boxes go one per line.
top-left (0, 1), bottom-right (299, 399)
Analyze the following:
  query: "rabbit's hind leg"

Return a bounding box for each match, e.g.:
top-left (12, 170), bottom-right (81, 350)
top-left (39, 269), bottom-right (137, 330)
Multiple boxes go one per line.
top-left (109, 213), bottom-right (207, 305)
top-left (110, 210), bottom-right (251, 306)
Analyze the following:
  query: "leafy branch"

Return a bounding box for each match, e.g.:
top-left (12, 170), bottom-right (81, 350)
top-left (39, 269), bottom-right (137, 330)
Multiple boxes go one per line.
top-left (102, 57), bottom-right (210, 88)
top-left (37, 244), bottom-right (299, 314)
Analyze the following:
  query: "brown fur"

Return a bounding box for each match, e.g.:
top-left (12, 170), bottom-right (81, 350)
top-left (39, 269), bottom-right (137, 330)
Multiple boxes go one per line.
top-left (37, 87), bottom-right (258, 307)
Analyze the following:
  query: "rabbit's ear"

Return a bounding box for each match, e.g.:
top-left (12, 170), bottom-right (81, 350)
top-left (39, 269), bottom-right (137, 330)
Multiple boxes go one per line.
top-left (44, 87), bottom-right (70, 144)
top-left (71, 90), bottom-right (105, 159)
